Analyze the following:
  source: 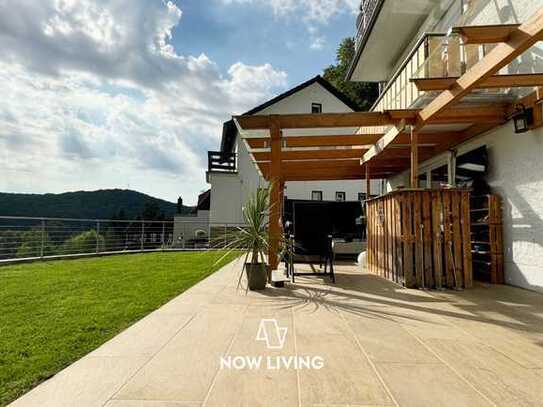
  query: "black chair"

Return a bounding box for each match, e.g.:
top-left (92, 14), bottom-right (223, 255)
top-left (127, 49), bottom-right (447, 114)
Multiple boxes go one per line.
top-left (284, 234), bottom-right (335, 283)
top-left (283, 202), bottom-right (336, 283)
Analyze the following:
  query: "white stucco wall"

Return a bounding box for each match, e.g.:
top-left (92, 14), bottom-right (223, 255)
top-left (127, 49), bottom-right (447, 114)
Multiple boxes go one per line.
top-left (209, 81), bottom-right (379, 224)
top-left (256, 82), bottom-right (353, 115)
top-left (173, 210), bottom-right (210, 248)
top-left (285, 180), bottom-right (382, 201)
top-left (208, 172), bottom-right (244, 225)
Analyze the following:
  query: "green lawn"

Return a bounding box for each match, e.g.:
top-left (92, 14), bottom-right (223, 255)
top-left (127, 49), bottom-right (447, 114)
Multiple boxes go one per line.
top-left (0, 251), bottom-right (239, 406)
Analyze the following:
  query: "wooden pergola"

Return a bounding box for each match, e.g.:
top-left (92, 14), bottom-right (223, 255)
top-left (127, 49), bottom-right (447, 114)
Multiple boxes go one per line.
top-left (234, 8), bottom-right (543, 270)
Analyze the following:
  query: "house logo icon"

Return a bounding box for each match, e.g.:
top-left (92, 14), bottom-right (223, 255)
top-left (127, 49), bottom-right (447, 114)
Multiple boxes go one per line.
top-left (256, 319), bottom-right (288, 350)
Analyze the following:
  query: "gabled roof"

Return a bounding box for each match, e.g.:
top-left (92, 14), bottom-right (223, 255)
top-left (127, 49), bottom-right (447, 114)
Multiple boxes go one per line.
top-left (244, 75), bottom-right (359, 115)
top-left (220, 75), bottom-right (359, 153)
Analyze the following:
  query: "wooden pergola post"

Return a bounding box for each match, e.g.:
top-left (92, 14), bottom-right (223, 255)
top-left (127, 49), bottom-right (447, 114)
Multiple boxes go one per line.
top-left (268, 116), bottom-right (282, 271)
top-left (410, 127), bottom-right (418, 188)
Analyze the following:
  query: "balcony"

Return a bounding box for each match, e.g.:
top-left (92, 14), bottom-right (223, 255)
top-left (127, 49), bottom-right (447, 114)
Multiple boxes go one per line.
top-left (349, 0), bottom-right (441, 82)
top-left (354, 0), bottom-right (383, 53)
top-left (208, 151), bottom-right (237, 174)
top-left (371, 30), bottom-right (540, 112)
top-left (372, 32), bottom-right (446, 112)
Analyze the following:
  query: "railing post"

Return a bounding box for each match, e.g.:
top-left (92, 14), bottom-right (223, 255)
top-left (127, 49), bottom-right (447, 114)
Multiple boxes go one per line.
top-left (224, 224), bottom-right (227, 249)
top-left (40, 219), bottom-right (45, 258)
top-left (141, 221), bottom-right (145, 251)
top-left (161, 221), bottom-right (166, 251)
top-left (96, 220), bottom-right (100, 254)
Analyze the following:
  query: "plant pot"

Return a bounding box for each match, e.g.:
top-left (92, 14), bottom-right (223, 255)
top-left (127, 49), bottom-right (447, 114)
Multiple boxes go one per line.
top-left (245, 263), bottom-right (267, 290)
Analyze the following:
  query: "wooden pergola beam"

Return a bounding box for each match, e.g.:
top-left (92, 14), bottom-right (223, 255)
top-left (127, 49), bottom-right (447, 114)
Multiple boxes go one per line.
top-left (246, 134), bottom-right (382, 149)
top-left (371, 148), bottom-right (436, 161)
top-left (280, 171), bottom-right (396, 181)
top-left (238, 106), bottom-right (507, 146)
top-left (283, 174), bottom-right (392, 181)
top-left (361, 120), bottom-right (406, 164)
top-left (235, 111), bottom-right (396, 130)
top-left (253, 148), bottom-right (368, 161)
top-left (386, 105), bottom-right (506, 122)
top-left (412, 73), bottom-right (543, 91)
top-left (258, 159), bottom-right (363, 172)
top-left (418, 8), bottom-right (543, 125)
top-left (452, 24), bottom-right (521, 44)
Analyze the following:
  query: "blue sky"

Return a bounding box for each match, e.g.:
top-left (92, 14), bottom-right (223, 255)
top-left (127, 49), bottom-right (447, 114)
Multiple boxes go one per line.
top-left (0, 0), bottom-right (359, 204)
top-left (172, 0), bottom-right (356, 86)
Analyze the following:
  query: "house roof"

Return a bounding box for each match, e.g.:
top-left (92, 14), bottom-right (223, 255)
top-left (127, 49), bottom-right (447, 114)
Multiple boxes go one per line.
top-left (220, 75), bottom-right (359, 153)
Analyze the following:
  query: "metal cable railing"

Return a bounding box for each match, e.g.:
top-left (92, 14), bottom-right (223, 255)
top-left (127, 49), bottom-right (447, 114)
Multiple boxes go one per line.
top-left (0, 216), bottom-right (247, 263)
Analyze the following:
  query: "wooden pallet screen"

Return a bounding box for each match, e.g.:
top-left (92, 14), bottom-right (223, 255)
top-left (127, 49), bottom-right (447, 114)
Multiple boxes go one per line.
top-left (367, 189), bottom-right (473, 289)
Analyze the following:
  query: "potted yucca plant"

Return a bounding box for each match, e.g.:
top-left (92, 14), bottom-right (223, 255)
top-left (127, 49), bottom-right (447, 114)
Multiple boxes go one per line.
top-left (214, 186), bottom-right (275, 290)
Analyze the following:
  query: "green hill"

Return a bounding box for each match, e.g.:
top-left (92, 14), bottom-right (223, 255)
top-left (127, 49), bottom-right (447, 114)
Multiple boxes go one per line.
top-left (0, 189), bottom-right (193, 220)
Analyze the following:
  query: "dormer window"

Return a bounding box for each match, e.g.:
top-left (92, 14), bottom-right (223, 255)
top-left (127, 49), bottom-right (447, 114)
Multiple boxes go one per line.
top-left (311, 103), bottom-right (322, 114)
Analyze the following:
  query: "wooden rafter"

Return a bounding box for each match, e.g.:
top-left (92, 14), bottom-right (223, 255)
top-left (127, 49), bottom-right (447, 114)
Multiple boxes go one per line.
top-left (253, 148), bottom-right (367, 161)
top-left (452, 24), bottom-right (521, 44)
top-left (245, 133), bottom-right (382, 149)
top-left (418, 8), bottom-right (543, 125)
top-left (281, 173), bottom-right (394, 181)
top-left (237, 105), bottom-right (508, 135)
top-left (361, 120), bottom-right (406, 164)
top-left (260, 160), bottom-right (365, 172)
top-left (412, 73), bottom-right (543, 91)
top-left (279, 169), bottom-right (396, 181)
top-left (371, 148), bottom-right (436, 161)
top-left (235, 111), bottom-right (394, 130)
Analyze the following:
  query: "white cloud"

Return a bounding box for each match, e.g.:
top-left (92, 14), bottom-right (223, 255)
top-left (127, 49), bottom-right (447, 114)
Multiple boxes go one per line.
top-left (310, 36), bottom-right (326, 50)
top-left (221, 0), bottom-right (358, 50)
top-left (222, 0), bottom-right (358, 23)
top-left (0, 0), bottom-right (288, 204)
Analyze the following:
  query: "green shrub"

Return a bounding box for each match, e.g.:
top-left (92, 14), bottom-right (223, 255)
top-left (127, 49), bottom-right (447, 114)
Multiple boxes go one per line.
top-left (60, 230), bottom-right (105, 255)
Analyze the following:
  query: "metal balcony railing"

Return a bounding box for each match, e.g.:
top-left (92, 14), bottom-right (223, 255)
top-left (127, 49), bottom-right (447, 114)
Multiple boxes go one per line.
top-left (208, 151), bottom-right (237, 173)
top-left (355, 0), bottom-right (384, 52)
top-left (0, 215), bottom-right (249, 263)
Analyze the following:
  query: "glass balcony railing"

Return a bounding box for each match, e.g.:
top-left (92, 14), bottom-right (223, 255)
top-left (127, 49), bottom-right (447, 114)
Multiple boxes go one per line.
top-left (372, 29), bottom-right (542, 112)
top-left (372, 33), bottom-right (446, 112)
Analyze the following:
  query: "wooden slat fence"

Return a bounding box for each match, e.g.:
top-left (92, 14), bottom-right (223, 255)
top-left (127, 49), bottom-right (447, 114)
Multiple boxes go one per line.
top-left (367, 189), bottom-right (473, 289)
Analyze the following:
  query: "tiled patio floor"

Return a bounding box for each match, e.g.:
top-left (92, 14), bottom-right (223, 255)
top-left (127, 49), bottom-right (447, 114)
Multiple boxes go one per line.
top-left (10, 258), bottom-right (543, 407)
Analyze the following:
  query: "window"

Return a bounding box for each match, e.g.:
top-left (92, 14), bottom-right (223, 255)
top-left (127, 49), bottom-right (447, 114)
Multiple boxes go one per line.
top-left (311, 103), bottom-right (322, 114)
top-left (311, 191), bottom-right (323, 201)
top-left (336, 192), bottom-right (346, 202)
top-left (358, 193), bottom-right (367, 201)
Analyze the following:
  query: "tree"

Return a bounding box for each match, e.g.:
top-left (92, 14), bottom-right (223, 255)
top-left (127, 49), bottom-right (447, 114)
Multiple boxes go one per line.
top-left (16, 229), bottom-right (56, 258)
top-left (142, 202), bottom-right (161, 220)
top-left (60, 230), bottom-right (104, 255)
top-left (323, 37), bottom-right (379, 111)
